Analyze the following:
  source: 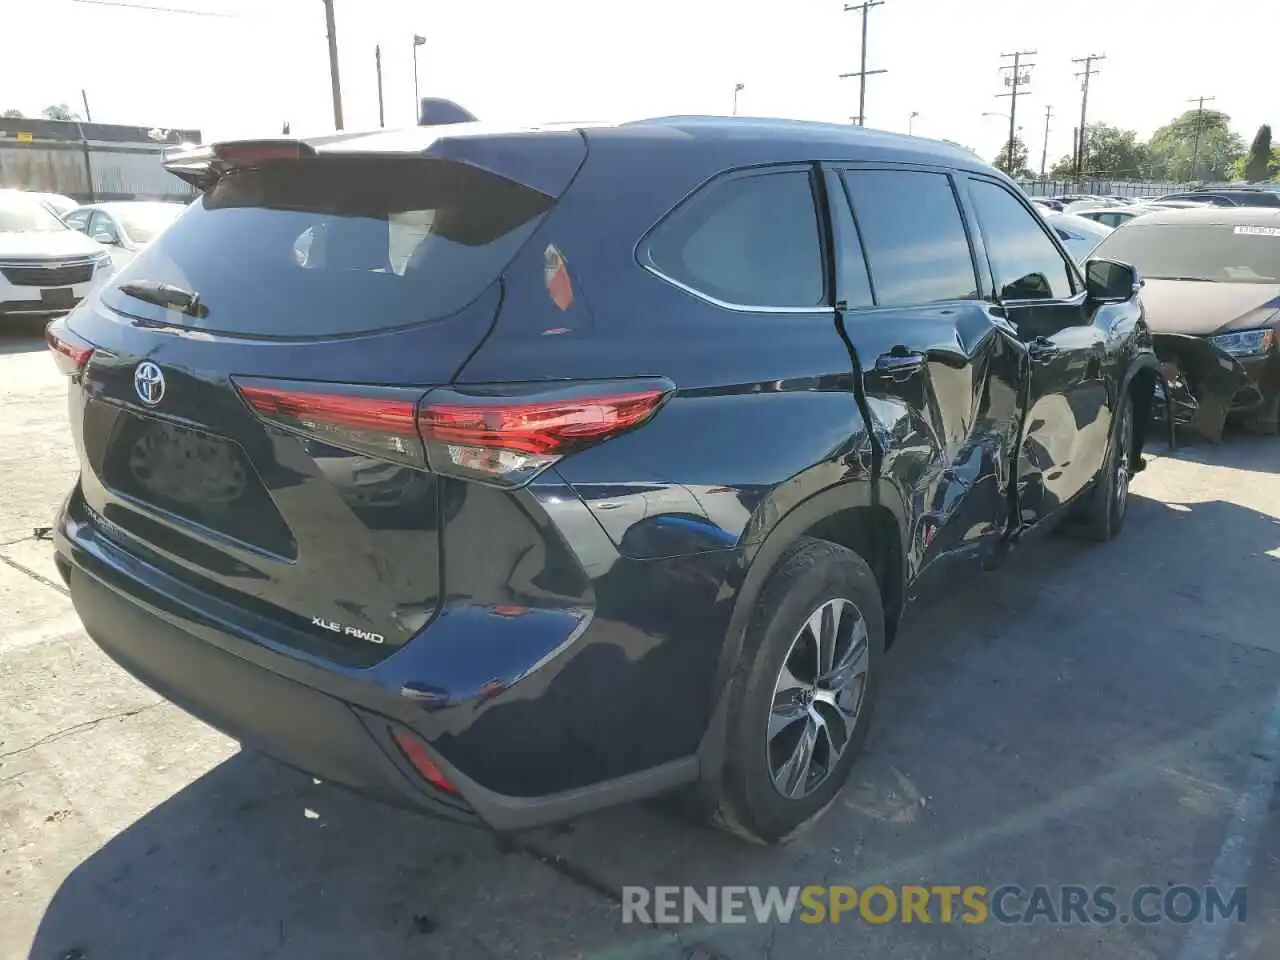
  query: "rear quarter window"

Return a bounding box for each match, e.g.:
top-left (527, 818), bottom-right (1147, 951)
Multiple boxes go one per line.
top-left (643, 169), bottom-right (826, 309)
top-left (104, 158), bottom-right (553, 338)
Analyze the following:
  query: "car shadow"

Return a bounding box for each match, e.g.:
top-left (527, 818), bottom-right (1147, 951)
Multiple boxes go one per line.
top-left (27, 492), bottom-right (1280, 960)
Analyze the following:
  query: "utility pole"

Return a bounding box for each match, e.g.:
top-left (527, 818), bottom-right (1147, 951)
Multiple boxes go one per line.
top-left (375, 45), bottom-right (385, 127)
top-left (1187, 95), bottom-right (1216, 183)
top-left (322, 0), bottom-right (343, 130)
top-left (1071, 53), bottom-right (1105, 178)
top-left (839, 1), bottom-right (886, 126)
top-left (80, 89), bottom-right (92, 123)
top-left (996, 50), bottom-right (1036, 176)
top-left (1039, 104), bottom-right (1052, 178)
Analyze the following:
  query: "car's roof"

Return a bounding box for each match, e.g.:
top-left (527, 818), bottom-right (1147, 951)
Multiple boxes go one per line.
top-left (1043, 211), bottom-right (1113, 236)
top-left (73, 200), bottom-right (183, 213)
top-left (1123, 206), bottom-right (1280, 227)
top-left (307, 115), bottom-right (993, 173)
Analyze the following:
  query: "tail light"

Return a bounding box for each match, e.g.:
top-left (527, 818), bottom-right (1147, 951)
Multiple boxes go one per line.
top-left (418, 379), bottom-right (672, 486)
top-left (46, 319), bottom-right (95, 378)
top-left (234, 378), bottom-right (426, 467)
top-left (235, 377), bottom-right (672, 486)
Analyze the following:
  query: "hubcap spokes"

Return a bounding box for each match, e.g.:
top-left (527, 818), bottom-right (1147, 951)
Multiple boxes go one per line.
top-left (768, 598), bottom-right (869, 799)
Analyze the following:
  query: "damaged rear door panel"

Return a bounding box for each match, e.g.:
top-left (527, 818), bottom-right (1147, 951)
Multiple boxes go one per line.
top-left (828, 165), bottom-right (1023, 592)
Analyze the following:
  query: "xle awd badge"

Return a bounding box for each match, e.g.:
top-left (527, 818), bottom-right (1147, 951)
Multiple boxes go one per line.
top-left (313, 616), bottom-right (385, 644)
top-left (133, 361), bottom-right (165, 406)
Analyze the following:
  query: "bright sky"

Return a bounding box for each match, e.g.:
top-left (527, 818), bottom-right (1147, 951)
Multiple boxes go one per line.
top-left (5, 0), bottom-right (1276, 171)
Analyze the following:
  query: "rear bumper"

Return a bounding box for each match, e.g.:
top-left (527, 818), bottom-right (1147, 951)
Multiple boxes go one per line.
top-left (0, 276), bottom-right (102, 318)
top-left (55, 489), bottom-right (699, 832)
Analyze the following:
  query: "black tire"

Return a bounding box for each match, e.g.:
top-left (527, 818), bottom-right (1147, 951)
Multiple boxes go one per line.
top-left (710, 537), bottom-right (884, 844)
top-left (1078, 392), bottom-right (1134, 542)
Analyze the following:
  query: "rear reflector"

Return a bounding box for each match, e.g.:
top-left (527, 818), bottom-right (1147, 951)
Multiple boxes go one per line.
top-left (45, 319), bottom-right (94, 377)
top-left (234, 379), bottom-right (428, 467)
top-left (418, 381), bottom-right (670, 486)
top-left (390, 727), bottom-right (456, 793)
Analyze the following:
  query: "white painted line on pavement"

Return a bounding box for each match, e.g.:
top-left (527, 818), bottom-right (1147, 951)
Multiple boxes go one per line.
top-left (1177, 682), bottom-right (1280, 960)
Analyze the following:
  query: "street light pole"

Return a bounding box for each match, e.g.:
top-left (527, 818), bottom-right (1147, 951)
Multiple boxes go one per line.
top-left (908, 110), bottom-right (919, 135)
top-left (733, 83), bottom-right (745, 116)
top-left (413, 34), bottom-right (426, 119)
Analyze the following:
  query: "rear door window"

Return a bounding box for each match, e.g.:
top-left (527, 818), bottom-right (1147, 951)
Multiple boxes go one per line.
top-left (840, 169), bottom-right (979, 306)
top-left (104, 158), bottom-right (554, 338)
top-left (644, 168), bottom-right (826, 308)
top-left (967, 178), bottom-right (1075, 300)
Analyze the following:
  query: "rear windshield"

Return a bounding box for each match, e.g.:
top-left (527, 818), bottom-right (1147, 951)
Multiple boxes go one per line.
top-left (1093, 222), bottom-right (1280, 283)
top-left (104, 158), bottom-right (553, 337)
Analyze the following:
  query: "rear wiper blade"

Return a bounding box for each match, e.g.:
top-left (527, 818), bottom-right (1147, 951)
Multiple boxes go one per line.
top-left (117, 279), bottom-right (206, 317)
top-left (1147, 276), bottom-right (1217, 282)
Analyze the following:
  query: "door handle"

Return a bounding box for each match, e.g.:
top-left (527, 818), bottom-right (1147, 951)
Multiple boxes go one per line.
top-left (874, 349), bottom-right (926, 380)
top-left (1027, 338), bottom-right (1060, 363)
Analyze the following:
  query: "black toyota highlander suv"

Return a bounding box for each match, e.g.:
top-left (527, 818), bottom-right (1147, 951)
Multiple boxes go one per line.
top-left (47, 114), bottom-right (1157, 843)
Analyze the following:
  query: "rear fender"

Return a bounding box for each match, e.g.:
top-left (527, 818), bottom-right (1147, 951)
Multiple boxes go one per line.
top-left (694, 479), bottom-right (901, 791)
top-left (1152, 333), bottom-right (1248, 444)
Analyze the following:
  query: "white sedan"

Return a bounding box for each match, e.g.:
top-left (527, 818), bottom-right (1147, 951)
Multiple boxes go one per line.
top-left (62, 201), bottom-right (185, 268)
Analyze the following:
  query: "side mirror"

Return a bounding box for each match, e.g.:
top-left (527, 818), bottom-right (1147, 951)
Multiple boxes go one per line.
top-left (1085, 258), bottom-right (1141, 303)
top-left (92, 231), bottom-right (118, 246)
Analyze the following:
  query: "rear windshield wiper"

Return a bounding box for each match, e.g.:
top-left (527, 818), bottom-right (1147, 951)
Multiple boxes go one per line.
top-left (117, 280), bottom-right (207, 317)
top-left (1146, 276), bottom-right (1217, 282)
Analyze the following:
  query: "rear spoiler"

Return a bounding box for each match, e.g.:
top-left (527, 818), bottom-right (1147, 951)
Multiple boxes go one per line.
top-left (163, 139), bottom-right (317, 190)
top-left (164, 101), bottom-right (480, 190)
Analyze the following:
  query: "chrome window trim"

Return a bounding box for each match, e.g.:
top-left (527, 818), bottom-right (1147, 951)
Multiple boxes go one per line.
top-left (639, 259), bottom-right (834, 315)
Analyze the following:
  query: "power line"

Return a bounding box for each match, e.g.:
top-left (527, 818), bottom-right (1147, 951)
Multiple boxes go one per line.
top-left (839, 1), bottom-right (887, 127)
top-left (1071, 53), bottom-right (1105, 179)
top-left (70, 0), bottom-right (248, 18)
top-left (1187, 95), bottom-right (1216, 182)
top-left (996, 50), bottom-right (1035, 175)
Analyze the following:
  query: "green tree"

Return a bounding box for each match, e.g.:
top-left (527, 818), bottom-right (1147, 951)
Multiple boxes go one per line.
top-left (2, 108), bottom-right (23, 118)
top-left (1244, 124), bottom-right (1274, 181)
top-left (992, 137), bottom-right (1032, 178)
top-left (1078, 123), bottom-right (1149, 178)
top-left (1047, 153), bottom-right (1077, 179)
top-left (1230, 147), bottom-right (1280, 181)
top-left (41, 104), bottom-right (79, 121)
top-left (1145, 108), bottom-right (1244, 182)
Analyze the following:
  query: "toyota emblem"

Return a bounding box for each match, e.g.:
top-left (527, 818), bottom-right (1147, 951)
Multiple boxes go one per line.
top-left (133, 361), bottom-right (166, 406)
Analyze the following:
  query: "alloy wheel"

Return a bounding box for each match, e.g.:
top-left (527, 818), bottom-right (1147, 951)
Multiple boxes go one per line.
top-left (767, 598), bottom-right (869, 799)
